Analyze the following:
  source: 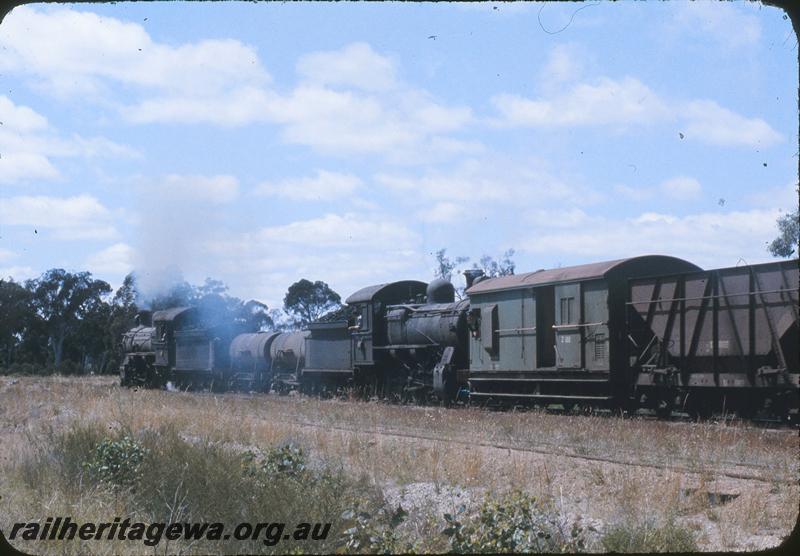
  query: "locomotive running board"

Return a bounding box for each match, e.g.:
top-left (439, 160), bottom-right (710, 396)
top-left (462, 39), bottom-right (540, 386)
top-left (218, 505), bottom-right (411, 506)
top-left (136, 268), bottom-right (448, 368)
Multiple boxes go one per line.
top-left (468, 392), bottom-right (613, 401)
top-left (468, 377), bottom-right (609, 383)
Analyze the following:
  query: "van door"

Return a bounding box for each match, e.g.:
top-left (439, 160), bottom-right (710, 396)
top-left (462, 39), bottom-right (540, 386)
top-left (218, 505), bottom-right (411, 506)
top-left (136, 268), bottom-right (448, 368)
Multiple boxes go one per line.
top-left (555, 283), bottom-right (581, 369)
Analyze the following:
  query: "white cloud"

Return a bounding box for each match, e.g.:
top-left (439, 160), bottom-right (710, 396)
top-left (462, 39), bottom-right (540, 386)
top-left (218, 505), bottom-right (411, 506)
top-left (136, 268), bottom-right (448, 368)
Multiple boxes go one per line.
top-left (123, 65), bottom-right (474, 164)
top-left (521, 208), bottom-right (784, 269)
top-left (255, 170), bottom-right (362, 201)
top-left (2, 6), bottom-right (474, 164)
top-left (199, 212), bottom-right (424, 307)
top-left (615, 176), bottom-right (703, 202)
top-left (744, 181), bottom-right (798, 210)
top-left (613, 183), bottom-right (653, 202)
top-left (0, 6), bottom-right (269, 98)
top-left (492, 77), bottom-right (671, 128)
top-left (0, 95), bottom-right (48, 132)
top-left (85, 242), bottom-right (133, 274)
top-left (0, 95), bottom-right (138, 184)
top-left (123, 86), bottom-right (274, 126)
top-left (115, 34), bottom-right (475, 162)
top-left (3, 8), bottom-right (472, 163)
top-left (0, 265), bottom-right (37, 282)
top-left (539, 43), bottom-right (585, 92)
top-left (660, 176), bottom-right (702, 201)
top-left (0, 194), bottom-right (117, 240)
top-left (0, 151), bottom-right (60, 184)
top-left (670, 1), bottom-right (762, 49)
top-left (416, 202), bottom-right (467, 224)
top-left (377, 156), bottom-right (598, 207)
top-left (254, 213), bottom-right (418, 249)
top-left (681, 100), bottom-right (782, 148)
top-left (159, 174), bottom-right (239, 204)
top-left (297, 42), bottom-right (397, 92)
top-left (0, 95), bottom-right (59, 184)
top-left (492, 65), bottom-right (782, 150)
top-left (0, 248), bottom-right (16, 262)
top-left (267, 85), bottom-right (474, 161)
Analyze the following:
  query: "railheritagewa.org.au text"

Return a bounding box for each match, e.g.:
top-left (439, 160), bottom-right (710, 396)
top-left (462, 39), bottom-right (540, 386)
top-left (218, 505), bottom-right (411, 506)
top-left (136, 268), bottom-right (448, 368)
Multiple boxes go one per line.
top-left (7, 516), bottom-right (331, 546)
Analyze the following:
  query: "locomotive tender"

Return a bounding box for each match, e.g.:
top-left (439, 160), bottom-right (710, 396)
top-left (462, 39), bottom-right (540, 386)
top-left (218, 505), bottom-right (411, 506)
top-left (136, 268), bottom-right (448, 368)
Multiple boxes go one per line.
top-left (119, 255), bottom-right (799, 420)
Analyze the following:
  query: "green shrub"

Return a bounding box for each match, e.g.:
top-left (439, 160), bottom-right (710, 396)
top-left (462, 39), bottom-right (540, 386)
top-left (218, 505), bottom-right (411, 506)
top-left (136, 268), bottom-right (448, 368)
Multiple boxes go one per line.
top-left (83, 435), bottom-right (148, 489)
top-left (19, 422), bottom-right (387, 553)
top-left (442, 490), bottom-right (589, 553)
top-left (243, 443), bottom-right (307, 480)
top-left (601, 518), bottom-right (697, 553)
top-left (337, 504), bottom-right (412, 554)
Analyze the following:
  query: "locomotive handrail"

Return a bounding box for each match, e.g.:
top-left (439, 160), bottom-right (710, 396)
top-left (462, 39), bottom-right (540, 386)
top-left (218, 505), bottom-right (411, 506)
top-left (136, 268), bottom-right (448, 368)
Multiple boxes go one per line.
top-left (551, 322), bottom-right (607, 329)
top-left (387, 303), bottom-right (460, 312)
top-left (626, 287), bottom-right (797, 305)
top-left (496, 326), bottom-right (537, 334)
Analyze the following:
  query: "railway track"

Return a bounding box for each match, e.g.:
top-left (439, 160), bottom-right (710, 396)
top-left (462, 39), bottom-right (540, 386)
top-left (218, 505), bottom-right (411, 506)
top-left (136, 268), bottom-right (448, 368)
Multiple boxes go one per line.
top-left (178, 388), bottom-right (797, 485)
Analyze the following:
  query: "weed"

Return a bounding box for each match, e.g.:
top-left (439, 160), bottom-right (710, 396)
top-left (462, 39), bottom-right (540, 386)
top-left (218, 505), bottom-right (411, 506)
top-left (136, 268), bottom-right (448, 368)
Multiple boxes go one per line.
top-left (601, 518), bottom-right (697, 552)
top-left (83, 435), bottom-right (148, 489)
top-left (441, 490), bottom-right (590, 553)
top-left (337, 504), bottom-right (413, 553)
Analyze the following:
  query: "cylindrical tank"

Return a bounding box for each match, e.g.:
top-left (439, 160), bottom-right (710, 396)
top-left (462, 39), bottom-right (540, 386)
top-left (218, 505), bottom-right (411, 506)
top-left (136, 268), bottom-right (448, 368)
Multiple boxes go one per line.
top-left (229, 332), bottom-right (279, 373)
top-left (121, 326), bottom-right (155, 353)
top-left (269, 331), bottom-right (309, 371)
top-left (386, 299), bottom-right (469, 349)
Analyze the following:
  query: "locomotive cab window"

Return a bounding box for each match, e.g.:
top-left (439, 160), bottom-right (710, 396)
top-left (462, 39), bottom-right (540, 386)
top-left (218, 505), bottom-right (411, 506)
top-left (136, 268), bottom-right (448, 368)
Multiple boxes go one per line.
top-left (467, 308), bottom-right (481, 338)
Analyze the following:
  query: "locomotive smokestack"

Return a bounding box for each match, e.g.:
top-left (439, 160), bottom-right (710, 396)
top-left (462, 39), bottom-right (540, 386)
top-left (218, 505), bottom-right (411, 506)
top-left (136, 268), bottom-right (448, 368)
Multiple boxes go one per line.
top-left (463, 269), bottom-right (485, 289)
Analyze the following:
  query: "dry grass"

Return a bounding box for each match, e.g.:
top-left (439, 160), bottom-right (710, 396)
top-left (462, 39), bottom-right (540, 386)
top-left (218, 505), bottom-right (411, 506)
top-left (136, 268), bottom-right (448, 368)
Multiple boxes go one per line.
top-left (0, 375), bottom-right (797, 553)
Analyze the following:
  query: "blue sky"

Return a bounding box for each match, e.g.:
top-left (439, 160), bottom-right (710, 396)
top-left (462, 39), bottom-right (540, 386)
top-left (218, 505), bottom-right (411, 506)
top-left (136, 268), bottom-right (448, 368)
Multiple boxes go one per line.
top-left (0, 1), bottom-right (796, 308)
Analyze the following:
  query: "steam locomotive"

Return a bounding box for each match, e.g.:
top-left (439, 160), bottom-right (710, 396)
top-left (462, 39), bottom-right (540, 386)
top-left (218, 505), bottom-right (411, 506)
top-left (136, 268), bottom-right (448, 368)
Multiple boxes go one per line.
top-left (119, 255), bottom-right (799, 420)
top-left (119, 306), bottom-right (307, 392)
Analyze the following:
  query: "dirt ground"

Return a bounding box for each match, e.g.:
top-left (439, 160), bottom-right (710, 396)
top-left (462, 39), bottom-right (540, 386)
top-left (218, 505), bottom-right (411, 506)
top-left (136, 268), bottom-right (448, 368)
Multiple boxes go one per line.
top-left (0, 375), bottom-right (797, 552)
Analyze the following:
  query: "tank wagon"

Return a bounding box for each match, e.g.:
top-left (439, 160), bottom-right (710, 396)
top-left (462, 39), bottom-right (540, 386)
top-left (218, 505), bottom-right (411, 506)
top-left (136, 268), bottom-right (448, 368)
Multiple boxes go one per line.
top-left (225, 330), bottom-right (308, 392)
top-left (297, 279), bottom-right (470, 401)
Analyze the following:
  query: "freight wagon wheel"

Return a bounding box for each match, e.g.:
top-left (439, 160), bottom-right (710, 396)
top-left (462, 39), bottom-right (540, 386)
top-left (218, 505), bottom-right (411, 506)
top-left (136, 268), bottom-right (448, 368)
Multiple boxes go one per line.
top-left (686, 397), bottom-right (713, 421)
top-left (655, 398), bottom-right (673, 419)
top-left (210, 378), bottom-right (225, 393)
